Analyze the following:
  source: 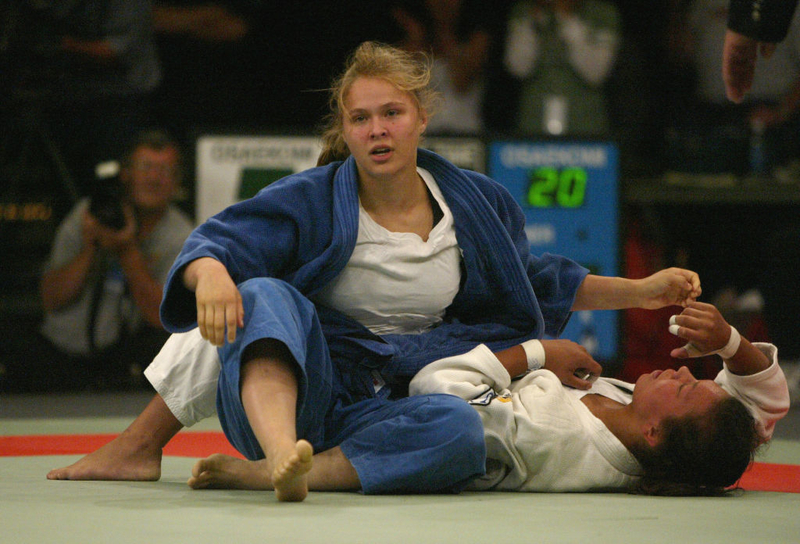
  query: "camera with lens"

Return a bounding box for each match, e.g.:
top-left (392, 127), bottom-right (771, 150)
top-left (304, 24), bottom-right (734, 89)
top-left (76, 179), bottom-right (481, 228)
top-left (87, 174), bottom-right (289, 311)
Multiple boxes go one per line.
top-left (89, 161), bottom-right (126, 230)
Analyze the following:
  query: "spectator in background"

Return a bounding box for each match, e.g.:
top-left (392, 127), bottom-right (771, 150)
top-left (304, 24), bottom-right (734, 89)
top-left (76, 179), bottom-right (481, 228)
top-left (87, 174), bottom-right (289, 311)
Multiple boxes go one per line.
top-left (723, 0), bottom-right (800, 406)
top-left (619, 211), bottom-right (688, 383)
top-left (724, 0), bottom-right (800, 102)
top-left (149, 2), bottom-right (401, 140)
top-left (153, 2), bottom-right (248, 42)
top-left (36, 130), bottom-right (194, 390)
top-left (150, 1), bottom-right (252, 143)
top-left (393, 0), bottom-right (498, 134)
top-left (19, 0), bottom-right (162, 194)
top-left (502, 0), bottom-right (621, 137)
top-left (672, 0), bottom-right (800, 176)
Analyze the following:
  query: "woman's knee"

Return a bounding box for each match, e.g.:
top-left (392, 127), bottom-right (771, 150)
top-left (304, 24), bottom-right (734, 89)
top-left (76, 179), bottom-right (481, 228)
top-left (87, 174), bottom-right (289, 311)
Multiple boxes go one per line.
top-left (238, 277), bottom-right (298, 306)
top-left (237, 278), bottom-right (317, 332)
top-left (429, 395), bottom-right (486, 462)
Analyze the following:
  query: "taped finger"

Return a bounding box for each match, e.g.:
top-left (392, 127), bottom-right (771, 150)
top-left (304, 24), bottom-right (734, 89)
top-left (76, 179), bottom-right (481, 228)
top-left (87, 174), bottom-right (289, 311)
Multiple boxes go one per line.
top-left (682, 342), bottom-right (704, 357)
top-left (573, 369), bottom-right (598, 383)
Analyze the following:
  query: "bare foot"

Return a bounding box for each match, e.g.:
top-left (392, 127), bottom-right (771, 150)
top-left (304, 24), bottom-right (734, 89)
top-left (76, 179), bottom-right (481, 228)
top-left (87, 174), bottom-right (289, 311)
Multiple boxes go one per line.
top-left (188, 440), bottom-right (314, 500)
top-left (46, 429), bottom-right (162, 481)
top-left (273, 440), bottom-right (313, 502)
top-left (188, 454), bottom-right (272, 490)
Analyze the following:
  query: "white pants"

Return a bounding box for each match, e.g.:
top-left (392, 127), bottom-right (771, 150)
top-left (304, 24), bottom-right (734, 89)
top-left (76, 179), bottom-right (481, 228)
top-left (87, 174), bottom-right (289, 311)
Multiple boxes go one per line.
top-left (143, 329), bottom-right (219, 427)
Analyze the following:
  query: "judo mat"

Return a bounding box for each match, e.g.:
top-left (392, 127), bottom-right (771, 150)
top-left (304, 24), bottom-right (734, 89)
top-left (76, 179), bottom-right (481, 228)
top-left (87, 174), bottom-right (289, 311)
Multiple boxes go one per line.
top-left (2, 391), bottom-right (799, 544)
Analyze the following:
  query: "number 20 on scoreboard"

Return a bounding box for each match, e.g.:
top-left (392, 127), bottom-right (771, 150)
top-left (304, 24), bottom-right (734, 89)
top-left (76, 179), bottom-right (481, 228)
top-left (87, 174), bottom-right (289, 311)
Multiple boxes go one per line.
top-left (526, 166), bottom-right (588, 209)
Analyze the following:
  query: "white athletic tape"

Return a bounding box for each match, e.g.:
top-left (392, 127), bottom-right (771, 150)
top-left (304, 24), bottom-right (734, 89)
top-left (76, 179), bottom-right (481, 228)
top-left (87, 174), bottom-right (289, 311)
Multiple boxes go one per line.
top-left (573, 369), bottom-right (599, 383)
top-left (717, 326), bottom-right (741, 360)
top-left (668, 315), bottom-right (741, 359)
top-left (521, 339), bottom-right (545, 371)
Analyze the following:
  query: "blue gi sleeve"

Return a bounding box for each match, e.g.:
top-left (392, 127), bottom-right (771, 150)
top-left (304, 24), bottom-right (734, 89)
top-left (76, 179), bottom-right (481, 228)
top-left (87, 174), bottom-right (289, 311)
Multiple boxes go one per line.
top-left (160, 167), bottom-right (340, 331)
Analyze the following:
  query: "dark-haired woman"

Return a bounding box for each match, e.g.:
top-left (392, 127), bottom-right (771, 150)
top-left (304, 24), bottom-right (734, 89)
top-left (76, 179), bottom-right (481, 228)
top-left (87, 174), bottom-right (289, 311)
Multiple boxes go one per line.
top-left (411, 301), bottom-right (789, 495)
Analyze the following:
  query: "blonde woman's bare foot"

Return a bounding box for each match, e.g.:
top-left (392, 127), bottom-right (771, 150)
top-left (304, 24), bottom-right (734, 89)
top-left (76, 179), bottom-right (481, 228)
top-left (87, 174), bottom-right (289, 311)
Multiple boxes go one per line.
top-left (46, 430), bottom-right (162, 481)
top-left (188, 454), bottom-right (272, 490)
top-left (273, 440), bottom-right (313, 502)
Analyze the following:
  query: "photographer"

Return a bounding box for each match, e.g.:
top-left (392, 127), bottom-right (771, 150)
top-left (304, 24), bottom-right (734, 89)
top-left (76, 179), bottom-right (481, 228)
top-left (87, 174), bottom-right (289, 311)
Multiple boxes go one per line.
top-left (36, 129), bottom-right (193, 390)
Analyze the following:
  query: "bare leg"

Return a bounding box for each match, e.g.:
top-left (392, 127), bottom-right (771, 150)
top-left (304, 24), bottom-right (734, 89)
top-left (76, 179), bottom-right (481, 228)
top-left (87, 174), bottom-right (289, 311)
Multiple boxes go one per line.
top-left (304, 445), bottom-right (361, 491)
top-left (189, 456), bottom-right (273, 490)
top-left (188, 445), bottom-right (361, 491)
top-left (237, 339), bottom-right (314, 502)
top-left (46, 394), bottom-right (182, 481)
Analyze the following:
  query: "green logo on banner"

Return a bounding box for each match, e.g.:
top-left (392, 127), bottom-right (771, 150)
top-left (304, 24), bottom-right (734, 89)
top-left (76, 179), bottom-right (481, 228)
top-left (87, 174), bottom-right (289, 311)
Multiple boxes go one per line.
top-left (238, 168), bottom-right (293, 200)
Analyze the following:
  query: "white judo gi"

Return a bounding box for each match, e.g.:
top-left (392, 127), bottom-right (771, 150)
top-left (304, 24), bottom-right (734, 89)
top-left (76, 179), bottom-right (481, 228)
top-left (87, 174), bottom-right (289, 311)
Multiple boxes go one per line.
top-left (409, 343), bottom-right (790, 492)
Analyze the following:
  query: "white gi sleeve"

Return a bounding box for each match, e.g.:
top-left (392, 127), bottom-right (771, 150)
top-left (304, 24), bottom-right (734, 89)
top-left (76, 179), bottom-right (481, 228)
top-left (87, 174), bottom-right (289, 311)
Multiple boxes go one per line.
top-left (714, 343), bottom-right (791, 441)
top-left (143, 328), bottom-right (220, 427)
top-left (409, 344), bottom-right (511, 401)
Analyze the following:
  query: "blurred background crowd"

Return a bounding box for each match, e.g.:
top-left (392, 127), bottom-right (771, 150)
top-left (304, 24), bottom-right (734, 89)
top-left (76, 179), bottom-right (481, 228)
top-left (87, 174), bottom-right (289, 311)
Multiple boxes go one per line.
top-left (9, 0), bottom-right (800, 181)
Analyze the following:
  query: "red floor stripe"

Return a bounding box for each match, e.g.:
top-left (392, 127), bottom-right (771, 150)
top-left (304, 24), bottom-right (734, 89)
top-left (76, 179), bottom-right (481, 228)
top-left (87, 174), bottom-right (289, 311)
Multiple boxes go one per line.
top-left (737, 461), bottom-right (800, 493)
top-left (0, 432), bottom-right (243, 459)
top-left (1, 433), bottom-right (798, 492)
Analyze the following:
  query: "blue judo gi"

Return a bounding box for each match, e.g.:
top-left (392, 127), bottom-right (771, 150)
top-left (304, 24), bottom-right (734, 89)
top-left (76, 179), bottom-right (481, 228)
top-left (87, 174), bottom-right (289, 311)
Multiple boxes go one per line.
top-left (159, 149), bottom-right (589, 493)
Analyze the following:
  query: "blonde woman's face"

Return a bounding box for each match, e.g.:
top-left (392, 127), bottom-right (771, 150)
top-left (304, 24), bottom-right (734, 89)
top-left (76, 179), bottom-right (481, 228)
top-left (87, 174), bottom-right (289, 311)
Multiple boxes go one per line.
top-left (341, 76), bottom-right (427, 185)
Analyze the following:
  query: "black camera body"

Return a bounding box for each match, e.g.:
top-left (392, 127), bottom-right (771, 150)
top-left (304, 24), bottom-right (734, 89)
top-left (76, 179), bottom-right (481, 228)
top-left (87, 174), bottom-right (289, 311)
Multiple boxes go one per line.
top-left (89, 161), bottom-right (126, 230)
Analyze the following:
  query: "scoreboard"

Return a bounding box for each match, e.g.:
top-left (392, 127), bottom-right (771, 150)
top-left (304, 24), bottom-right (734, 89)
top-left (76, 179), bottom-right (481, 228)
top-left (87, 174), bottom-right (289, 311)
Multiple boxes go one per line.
top-left (488, 141), bottom-right (620, 361)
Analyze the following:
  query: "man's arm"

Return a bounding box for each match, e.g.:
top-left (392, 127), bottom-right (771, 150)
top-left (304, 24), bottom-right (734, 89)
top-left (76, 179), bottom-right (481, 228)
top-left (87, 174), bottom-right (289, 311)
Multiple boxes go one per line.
top-left (724, 0), bottom-right (800, 102)
top-left (40, 243), bottom-right (97, 311)
top-left (117, 243), bottom-right (167, 328)
top-left (86, 206), bottom-right (167, 328)
top-left (152, 3), bottom-right (249, 42)
top-left (40, 209), bottom-right (100, 311)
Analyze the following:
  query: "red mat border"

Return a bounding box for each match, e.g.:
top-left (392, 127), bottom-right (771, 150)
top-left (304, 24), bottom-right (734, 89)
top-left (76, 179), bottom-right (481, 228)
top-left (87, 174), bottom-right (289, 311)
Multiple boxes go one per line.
top-left (0, 432), bottom-right (243, 459)
top-left (1, 433), bottom-right (798, 493)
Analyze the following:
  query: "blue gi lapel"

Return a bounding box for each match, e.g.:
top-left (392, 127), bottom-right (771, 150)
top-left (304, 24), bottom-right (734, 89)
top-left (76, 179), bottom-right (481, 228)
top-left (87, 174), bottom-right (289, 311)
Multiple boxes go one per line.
top-left (416, 148), bottom-right (541, 324)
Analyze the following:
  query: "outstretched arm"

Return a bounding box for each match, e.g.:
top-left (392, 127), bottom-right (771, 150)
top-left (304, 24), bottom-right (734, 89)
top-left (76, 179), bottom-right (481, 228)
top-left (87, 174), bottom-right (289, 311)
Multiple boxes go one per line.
top-left (572, 268), bottom-right (701, 311)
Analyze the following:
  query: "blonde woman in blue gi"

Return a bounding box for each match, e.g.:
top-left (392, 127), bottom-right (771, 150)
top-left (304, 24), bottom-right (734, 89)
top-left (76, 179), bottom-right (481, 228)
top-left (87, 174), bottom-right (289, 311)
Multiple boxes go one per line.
top-left (48, 42), bottom-right (701, 501)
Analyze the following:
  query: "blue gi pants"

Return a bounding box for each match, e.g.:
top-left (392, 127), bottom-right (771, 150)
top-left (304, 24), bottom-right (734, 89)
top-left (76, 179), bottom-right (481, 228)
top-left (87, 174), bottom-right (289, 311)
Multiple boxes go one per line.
top-left (216, 278), bottom-right (486, 494)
